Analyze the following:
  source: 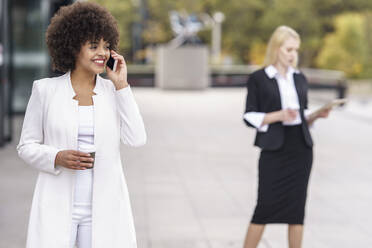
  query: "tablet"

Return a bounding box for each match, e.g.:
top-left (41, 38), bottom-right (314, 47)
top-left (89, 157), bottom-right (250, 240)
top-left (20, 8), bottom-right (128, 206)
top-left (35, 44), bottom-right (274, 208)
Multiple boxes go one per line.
top-left (308, 98), bottom-right (347, 119)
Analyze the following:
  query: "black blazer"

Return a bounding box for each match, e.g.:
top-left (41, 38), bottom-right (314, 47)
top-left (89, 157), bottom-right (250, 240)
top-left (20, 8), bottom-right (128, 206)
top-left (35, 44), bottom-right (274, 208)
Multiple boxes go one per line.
top-left (243, 68), bottom-right (313, 151)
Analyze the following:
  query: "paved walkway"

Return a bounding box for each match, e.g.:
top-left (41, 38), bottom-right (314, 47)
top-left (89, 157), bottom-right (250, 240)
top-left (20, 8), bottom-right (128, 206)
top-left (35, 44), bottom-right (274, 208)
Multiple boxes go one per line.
top-left (0, 88), bottom-right (371, 248)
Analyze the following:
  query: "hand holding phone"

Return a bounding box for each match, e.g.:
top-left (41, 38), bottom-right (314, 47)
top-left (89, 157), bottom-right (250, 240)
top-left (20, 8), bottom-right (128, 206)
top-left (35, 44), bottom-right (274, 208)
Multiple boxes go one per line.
top-left (106, 50), bottom-right (129, 89)
top-left (106, 54), bottom-right (117, 72)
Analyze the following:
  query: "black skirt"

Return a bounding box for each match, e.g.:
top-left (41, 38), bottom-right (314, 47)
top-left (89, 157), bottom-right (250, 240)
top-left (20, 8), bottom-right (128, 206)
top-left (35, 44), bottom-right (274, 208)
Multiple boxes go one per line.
top-left (251, 125), bottom-right (313, 225)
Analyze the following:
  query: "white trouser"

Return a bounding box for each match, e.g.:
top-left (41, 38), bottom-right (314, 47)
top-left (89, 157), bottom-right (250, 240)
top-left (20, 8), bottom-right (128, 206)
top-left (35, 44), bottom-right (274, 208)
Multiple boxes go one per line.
top-left (70, 203), bottom-right (92, 248)
top-left (70, 169), bottom-right (93, 248)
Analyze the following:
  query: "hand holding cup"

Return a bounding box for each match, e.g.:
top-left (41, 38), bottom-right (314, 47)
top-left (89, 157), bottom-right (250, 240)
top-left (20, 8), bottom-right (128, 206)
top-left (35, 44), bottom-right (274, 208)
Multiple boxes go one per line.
top-left (55, 150), bottom-right (94, 170)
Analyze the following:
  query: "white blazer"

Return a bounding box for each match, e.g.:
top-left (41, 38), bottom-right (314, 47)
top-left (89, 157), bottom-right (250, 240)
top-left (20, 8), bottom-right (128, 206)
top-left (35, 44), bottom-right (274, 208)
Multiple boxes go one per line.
top-left (17, 72), bottom-right (146, 248)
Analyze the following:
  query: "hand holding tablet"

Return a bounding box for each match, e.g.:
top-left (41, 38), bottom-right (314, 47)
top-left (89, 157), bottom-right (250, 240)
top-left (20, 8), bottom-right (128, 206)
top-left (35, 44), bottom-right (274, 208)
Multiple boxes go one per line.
top-left (308, 98), bottom-right (347, 120)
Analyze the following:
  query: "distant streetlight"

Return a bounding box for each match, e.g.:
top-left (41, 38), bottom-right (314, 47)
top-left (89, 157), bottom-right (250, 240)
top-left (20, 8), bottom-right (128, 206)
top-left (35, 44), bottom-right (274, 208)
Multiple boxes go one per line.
top-left (131, 0), bottom-right (148, 63)
top-left (211, 12), bottom-right (225, 64)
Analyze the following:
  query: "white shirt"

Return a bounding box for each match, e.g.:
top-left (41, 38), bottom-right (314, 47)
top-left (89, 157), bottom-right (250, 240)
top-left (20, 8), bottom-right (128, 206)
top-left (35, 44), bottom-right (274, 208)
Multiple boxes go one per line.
top-left (244, 65), bottom-right (306, 132)
top-left (77, 105), bottom-right (95, 153)
top-left (74, 105), bottom-right (95, 205)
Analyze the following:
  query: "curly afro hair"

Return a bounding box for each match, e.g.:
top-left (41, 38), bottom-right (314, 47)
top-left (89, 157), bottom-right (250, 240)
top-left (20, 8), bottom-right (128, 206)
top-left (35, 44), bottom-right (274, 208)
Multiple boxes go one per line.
top-left (46, 2), bottom-right (119, 72)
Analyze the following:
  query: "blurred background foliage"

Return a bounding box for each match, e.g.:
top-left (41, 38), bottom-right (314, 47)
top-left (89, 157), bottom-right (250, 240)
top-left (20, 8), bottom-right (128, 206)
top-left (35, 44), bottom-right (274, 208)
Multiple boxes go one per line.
top-left (90, 0), bottom-right (372, 78)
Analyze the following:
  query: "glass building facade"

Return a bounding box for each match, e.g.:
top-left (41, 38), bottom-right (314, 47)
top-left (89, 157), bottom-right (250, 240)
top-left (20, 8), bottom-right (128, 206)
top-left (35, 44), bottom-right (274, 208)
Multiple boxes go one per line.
top-left (11, 0), bottom-right (73, 113)
top-left (0, 0), bottom-right (73, 146)
top-left (0, 0), bottom-right (11, 146)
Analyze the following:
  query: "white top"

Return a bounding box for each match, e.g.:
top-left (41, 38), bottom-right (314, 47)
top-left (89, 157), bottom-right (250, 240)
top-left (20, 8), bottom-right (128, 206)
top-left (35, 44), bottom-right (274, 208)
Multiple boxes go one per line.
top-left (244, 65), bottom-right (309, 132)
top-left (74, 105), bottom-right (95, 205)
top-left (77, 105), bottom-right (96, 153)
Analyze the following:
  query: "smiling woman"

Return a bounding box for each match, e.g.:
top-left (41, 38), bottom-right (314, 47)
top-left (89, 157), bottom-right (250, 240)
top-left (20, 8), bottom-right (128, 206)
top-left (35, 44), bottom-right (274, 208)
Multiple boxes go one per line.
top-left (75, 40), bottom-right (110, 76)
top-left (16, 2), bottom-right (146, 248)
top-left (46, 2), bottom-right (118, 73)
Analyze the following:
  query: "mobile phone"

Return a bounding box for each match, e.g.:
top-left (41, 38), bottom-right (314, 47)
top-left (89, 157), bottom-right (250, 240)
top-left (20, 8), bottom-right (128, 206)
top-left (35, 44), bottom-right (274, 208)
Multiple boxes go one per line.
top-left (106, 54), bottom-right (117, 72)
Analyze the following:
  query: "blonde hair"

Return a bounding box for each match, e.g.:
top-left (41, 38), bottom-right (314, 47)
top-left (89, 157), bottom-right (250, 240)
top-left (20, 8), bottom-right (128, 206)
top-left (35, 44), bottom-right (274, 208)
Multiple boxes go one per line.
top-left (263, 25), bottom-right (301, 68)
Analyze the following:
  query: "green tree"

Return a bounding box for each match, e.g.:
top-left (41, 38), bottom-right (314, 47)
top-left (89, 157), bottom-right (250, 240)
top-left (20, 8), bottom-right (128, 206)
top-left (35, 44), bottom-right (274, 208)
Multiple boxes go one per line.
top-left (88, 0), bottom-right (135, 54)
top-left (89, 0), bottom-right (372, 73)
top-left (316, 13), bottom-right (368, 77)
top-left (257, 0), bottom-right (322, 66)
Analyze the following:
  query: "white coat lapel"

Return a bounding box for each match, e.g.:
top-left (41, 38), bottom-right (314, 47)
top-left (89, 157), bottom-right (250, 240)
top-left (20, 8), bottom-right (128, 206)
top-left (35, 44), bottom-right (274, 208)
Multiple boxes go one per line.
top-left (65, 71), bottom-right (80, 151)
top-left (92, 75), bottom-right (105, 153)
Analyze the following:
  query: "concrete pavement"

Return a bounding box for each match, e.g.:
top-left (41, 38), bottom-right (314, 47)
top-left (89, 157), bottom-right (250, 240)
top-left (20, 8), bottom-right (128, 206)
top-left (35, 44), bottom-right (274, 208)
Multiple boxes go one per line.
top-left (0, 88), bottom-right (371, 248)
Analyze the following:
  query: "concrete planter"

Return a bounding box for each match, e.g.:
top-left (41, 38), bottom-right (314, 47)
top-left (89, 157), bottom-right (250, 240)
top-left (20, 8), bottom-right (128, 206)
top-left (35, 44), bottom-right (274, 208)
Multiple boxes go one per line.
top-left (155, 45), bottom-right (210, 90)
